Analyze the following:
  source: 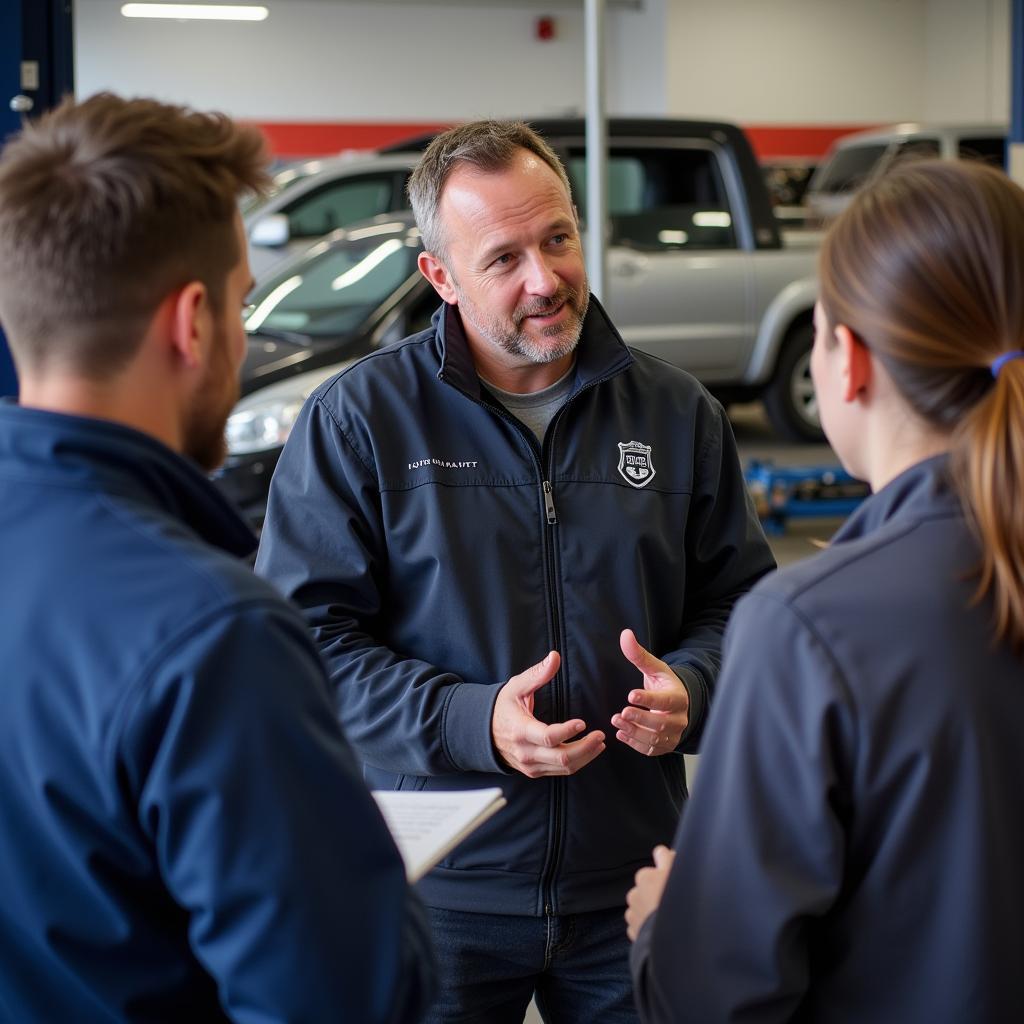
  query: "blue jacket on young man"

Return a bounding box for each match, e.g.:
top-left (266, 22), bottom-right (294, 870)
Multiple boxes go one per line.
top-left (256, 299), bottom-right (775, 917)
top-left (0, 402), bottom-right (434, 1023)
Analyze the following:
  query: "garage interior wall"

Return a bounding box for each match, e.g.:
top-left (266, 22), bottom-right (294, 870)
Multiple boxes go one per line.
top-left (75, 1), bottom-right (666, 119)
top-left (666, 0), bottom-right (927, 123)
top-left (75, 0), bottom-right (1008, 156)
top-left (924, 0), bottom-right (1009, 122)
top-left (665, 0), bottom-right (1008, 125)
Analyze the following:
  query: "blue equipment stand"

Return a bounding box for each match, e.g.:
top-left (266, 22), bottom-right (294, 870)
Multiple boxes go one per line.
top-left (744, 460), bottom-right (869, 536)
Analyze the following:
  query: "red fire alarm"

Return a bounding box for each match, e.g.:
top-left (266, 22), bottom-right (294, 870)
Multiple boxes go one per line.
top-left (536, 16), bottom-right (556, 41)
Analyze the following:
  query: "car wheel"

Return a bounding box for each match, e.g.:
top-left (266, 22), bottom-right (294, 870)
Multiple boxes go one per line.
top-left (762, 322), bottom-right (825, 442)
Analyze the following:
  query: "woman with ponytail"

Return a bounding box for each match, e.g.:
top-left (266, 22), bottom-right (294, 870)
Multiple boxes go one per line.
top-left (627, 159), bottom-right (1024, 1024)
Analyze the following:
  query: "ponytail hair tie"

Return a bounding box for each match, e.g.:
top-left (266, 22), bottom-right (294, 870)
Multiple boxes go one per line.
top-left (990, 350), bottom-right (1024, 378)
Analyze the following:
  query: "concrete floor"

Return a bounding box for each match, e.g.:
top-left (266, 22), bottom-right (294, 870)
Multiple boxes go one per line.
top-left (520, 403), bottom-right (850, 1024)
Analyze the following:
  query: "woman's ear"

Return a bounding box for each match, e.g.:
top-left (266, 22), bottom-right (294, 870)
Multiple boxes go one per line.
top-left (834, 324), bottom-right (872, 403)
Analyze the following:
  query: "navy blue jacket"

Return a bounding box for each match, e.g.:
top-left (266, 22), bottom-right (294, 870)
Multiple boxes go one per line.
top-left (0, 403), bottom-right (434, 1023)
top-left (632, 456), bottom-right (1024, 1022)
top-left (256, 299), bottom-right (774, 916)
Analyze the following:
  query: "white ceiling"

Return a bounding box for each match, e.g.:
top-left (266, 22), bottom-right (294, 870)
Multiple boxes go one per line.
top-left (263, 0), bottom-right (643, 7)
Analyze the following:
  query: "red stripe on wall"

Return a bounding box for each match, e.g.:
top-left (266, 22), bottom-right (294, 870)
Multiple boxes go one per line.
top-left (743, 125), bottom-right (878, 161)
top-left (250, 121), bottom-right (877, 162)
top-left (250, 121), bottom-right (452, 158)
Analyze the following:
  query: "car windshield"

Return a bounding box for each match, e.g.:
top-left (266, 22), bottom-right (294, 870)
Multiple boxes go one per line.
top-left (245, 229), bottom-right (417, 338)
top-left (812, 143), bottom-right (888, 194)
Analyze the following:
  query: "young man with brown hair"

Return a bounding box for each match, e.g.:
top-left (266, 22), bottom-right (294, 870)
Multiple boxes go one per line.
top-left (0, 93), bottom-right (434, 1023)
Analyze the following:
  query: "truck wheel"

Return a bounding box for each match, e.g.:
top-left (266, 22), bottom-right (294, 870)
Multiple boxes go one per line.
top-left (763, 323), bottom-right (825, 442)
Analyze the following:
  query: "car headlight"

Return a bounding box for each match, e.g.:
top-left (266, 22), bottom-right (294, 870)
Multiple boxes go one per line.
top-left (226, 359), bottom-right (358, 457)
top-left (225, 397), bottom-right (306, 456)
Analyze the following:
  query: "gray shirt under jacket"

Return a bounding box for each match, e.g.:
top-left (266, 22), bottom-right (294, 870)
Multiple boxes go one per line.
top-left (632, 454), bottom-right (1024, 1023)
top-left (483, 362), bottom-right (576, 443)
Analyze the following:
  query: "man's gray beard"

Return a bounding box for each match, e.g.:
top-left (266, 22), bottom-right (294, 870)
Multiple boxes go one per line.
top-left (459, 286), bottom-right (590, 366)
top-left (500, 313), bottom-right (583, 363)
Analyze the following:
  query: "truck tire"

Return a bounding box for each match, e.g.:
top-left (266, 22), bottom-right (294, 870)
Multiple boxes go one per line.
top-left (763, 322), bottom-right (825, 442)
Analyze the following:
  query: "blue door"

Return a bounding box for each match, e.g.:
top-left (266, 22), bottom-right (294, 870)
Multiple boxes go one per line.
top-left (0, 0), bottom-right (75, 397)
top-left (0, 2), bottom-right (21, 396)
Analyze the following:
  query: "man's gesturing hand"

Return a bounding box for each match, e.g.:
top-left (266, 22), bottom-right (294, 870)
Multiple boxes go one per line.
top-left (492, 651), bottom-right (606, 778)
top-left (611, 629), bottom-right (689, 757)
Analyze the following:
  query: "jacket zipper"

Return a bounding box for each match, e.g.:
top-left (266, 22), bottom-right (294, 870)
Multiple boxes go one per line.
top-left (538, 461), bottom-right (563, 915)
top-left (534, 374), bottom-right (616, 915)
top-left (542, 480), bottom-right (557, 524)
top-left (442, 365), bottom-right (626, 916)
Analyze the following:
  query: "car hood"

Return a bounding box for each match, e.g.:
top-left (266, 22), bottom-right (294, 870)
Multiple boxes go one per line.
top-left (241, 333), bottom-right (324, 395)
top-left (241, 330), bottom-right (372, 397)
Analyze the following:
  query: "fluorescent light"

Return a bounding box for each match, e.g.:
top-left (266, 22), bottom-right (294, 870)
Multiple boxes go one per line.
top-left (121, 4), bottom-right (269, 21)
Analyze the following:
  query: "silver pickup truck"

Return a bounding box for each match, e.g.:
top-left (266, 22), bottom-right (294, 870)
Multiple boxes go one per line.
top-left (245, 119), bottom-right (821, 437)
top-left (552, 119), bottom-right (821, 442)
top-left (224, 119), bottom-right (821, 524)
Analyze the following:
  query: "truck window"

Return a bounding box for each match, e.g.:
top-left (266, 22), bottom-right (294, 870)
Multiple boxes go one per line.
top-left (812, 143), bottom-right (888, 194)
top-left (566, 146), bottom-right (736, 251)
top-left (959, 137), bottom-right (1006, 166)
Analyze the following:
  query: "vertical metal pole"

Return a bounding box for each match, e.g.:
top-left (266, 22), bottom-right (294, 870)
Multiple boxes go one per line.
top-left (1011, 0), bottom-right (1024, 184)
top-left (584, 0), bottom-right (607, 301)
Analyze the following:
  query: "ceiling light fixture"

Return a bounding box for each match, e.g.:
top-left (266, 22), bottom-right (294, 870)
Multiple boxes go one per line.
top-left (121, 4), bottom-right (269, 21)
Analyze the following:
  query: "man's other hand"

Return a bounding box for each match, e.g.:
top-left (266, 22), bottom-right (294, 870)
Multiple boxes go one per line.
top-left (612, 629), bottom-right (689, 757)
top-left (492, 651), bottom-right (605, 778)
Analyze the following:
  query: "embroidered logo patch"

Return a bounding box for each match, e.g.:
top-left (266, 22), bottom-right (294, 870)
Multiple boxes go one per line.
top-left (407, 457), bottom-right (479, 471)
top-left (617, 441), bottom-right (656, 488)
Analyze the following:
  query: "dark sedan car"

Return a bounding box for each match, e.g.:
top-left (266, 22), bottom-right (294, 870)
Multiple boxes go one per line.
top-left (213, 213), bottom-right (436, 527)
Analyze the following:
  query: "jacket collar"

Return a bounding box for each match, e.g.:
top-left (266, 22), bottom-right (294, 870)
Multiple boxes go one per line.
top-left (433, 294), bottom-right (635, 399)
top-left (0, 400), bottom-right (256, 558)
top-left (831, 453), bottom-right (957, 545)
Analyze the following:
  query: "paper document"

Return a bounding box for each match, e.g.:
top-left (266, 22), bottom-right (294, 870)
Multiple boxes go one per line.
top-left (372, 787), bottom-right (506, 882)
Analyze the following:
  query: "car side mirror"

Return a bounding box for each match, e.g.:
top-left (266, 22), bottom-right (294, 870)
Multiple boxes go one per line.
top-left (250, 213), bottom-right (290, 248)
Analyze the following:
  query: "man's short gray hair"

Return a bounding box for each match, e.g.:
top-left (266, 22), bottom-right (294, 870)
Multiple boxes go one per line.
top-left (408, 120), bottom-right (574, 260)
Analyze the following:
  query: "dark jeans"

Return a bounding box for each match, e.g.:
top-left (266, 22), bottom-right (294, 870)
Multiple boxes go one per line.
top-left (424, 905), bottom-right (639, 1024)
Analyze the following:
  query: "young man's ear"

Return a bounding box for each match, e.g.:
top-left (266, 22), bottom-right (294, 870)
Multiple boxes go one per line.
top-left (834, 324), bottom-right (872, 403)
top-left (166, 281), bottom-right (210, 370)
top-left (417, 252), bottom-right (458, 304)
